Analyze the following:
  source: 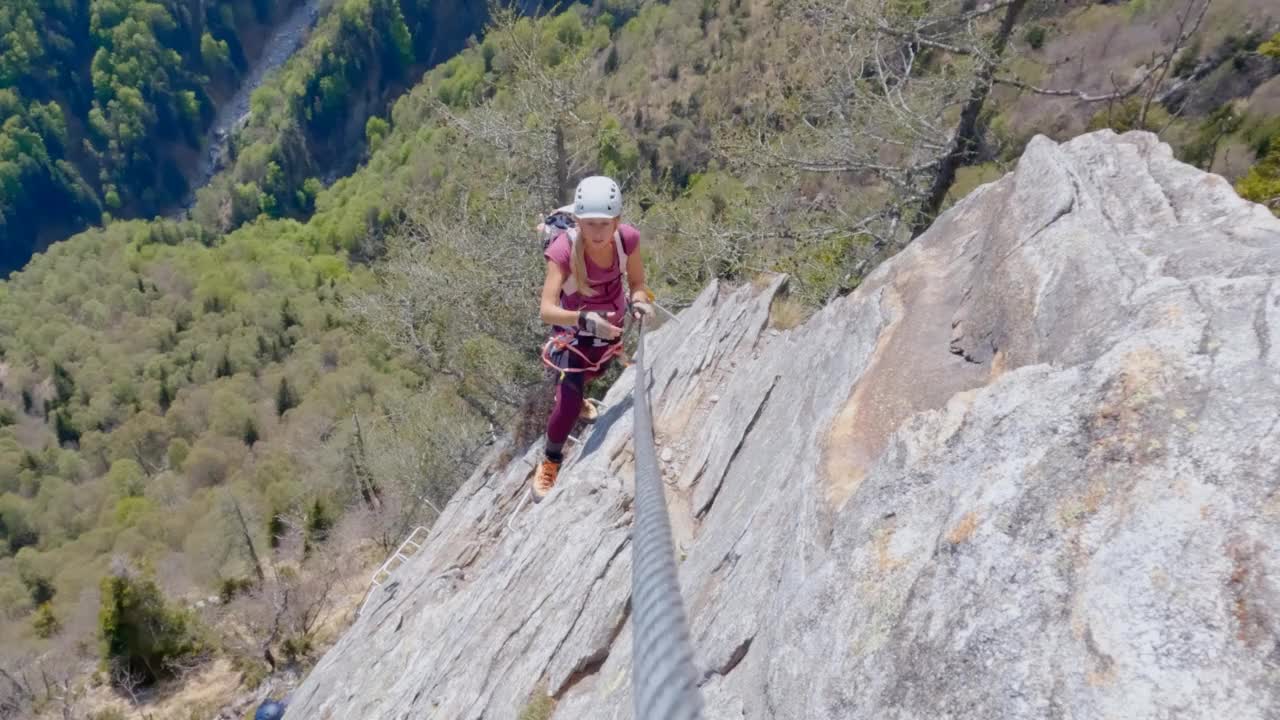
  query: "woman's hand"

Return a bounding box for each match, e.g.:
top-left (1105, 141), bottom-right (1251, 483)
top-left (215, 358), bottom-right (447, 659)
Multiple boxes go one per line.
top-left (629, 288), bottom-right (655, 321)
top-left (583, 311), bottom-right (622, 340)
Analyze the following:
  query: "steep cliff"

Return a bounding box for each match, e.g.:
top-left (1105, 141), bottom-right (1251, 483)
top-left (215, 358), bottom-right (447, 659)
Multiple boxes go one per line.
top-left (286, 130), bottom-right (1280, 719)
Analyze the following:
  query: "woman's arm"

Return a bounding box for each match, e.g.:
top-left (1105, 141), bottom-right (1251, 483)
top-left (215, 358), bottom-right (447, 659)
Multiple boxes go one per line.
top-left (540, 260), bottom-right (579, 327)
top-left (626, 250), bottom-right (652, 302)
top-left (540, 260), bottom-right (623, 336)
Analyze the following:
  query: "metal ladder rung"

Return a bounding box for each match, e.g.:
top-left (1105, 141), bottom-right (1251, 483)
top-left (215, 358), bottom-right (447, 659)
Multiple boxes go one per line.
top-left (357, 525), bottom-right (431, 617)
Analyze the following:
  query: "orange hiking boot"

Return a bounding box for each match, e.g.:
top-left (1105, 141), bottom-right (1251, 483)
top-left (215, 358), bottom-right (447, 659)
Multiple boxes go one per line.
top-left (579, 399), bottom-right (599, 423)
top-left (532, 458), bottom-right (562, 502)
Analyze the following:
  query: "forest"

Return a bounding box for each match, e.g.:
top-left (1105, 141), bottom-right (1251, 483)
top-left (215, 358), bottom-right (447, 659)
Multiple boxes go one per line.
top-left (1, 0), bottom-right (497, 277)
top-left (2, 0), bottom-right (301, 274)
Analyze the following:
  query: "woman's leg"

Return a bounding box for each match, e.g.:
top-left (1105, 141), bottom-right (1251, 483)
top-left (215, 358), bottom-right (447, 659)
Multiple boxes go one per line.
top-left (545, 373), bottom-right (585, 459)
top-left (544, 339), bottom-right (614, 460)
top-left (534, 338), bottom-right (617, 500)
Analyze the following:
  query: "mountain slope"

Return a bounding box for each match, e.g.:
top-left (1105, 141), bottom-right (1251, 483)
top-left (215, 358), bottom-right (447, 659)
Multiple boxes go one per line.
top-left (285, 130), bottom-right (1280, 718)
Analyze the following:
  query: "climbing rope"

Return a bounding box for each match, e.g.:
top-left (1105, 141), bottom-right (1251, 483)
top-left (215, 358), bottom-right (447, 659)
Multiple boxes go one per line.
top-left (630, 317), bottom-right (703, 720)
top-left (539, 330), bottom-right (625, 377)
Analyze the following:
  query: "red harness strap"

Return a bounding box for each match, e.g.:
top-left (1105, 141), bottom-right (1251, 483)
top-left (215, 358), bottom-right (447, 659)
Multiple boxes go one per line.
top-left (540, 330), bottom-right (626, 378)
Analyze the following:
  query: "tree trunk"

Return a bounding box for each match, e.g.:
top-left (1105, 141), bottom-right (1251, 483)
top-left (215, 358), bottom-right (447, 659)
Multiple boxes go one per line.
top-left (912, 0), bottom-right (1028, 238)
top-left (351, 412), bottom-right (381, 510)
top-left (228, 492), bottom-right (266, 583)
top-left (554, 120), bottom-right (569, 206)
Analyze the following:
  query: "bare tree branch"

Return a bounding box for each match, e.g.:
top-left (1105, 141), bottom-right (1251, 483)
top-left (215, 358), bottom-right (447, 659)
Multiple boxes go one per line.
top-left (1140, 0), bottom-right (1211, 126)
top-left (870, 18), bottom-right (977, 56)
top-left (0, 666), bottom-right (34, 720)
top-left (995, 0), bottom-right (1211, 109)
top-left (993, 71), bottom-right (1153, 101)
top-left (110, 661), bottom-right (156, 720)
top-left (434, 4), bottom-right (597, 208)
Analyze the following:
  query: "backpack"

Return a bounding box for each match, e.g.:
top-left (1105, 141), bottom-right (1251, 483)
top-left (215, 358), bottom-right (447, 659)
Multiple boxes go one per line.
top-left (538, 205), bottom-right (575, 251)
top-left (537, 206), bottom-right (628, 298)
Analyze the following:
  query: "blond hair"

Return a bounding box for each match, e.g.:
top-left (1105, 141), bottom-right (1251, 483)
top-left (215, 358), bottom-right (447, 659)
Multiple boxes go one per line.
top-left (570, 230), bottom-right (597, 297)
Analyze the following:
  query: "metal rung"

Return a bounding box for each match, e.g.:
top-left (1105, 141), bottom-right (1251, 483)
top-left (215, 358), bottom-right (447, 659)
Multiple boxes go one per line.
top-left (506, 489), bottom-right (533, 532)
top-left (357, 526), bottom-right (430, 617)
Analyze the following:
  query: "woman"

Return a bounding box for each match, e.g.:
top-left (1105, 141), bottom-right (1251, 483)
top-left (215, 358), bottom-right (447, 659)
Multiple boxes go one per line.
top-left (534, 176), bottom-right (654, 501)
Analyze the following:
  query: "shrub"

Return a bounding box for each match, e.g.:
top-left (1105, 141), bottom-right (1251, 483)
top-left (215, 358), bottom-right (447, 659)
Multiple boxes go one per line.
top-left (99, 571), bottom-right (203, 685)
top-left (1023, 25), bottom-right (1046, 50)
top-left (33, 602), bottom-right (61, 638)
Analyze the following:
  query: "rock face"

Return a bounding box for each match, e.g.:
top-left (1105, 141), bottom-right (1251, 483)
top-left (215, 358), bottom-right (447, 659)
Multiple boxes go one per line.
top-left (285, 130), bottom-right (1280, 719)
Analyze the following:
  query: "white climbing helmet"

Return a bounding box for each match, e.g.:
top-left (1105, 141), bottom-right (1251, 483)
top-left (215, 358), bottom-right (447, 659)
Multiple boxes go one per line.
top-left (573, 176), bottom-right (622, 219)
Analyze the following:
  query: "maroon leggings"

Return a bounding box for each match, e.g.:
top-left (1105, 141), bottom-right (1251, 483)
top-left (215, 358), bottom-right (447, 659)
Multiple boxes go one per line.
top-left (546, 334), bottom-right (619, 445)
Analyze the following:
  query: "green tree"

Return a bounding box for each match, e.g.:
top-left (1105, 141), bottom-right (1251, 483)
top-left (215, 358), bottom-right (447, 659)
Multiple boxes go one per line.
top-left (109, 411), bottom-right (169, 471)
top-left (166, 438), bottom-right (190, 470)
top-left (303, 497), bottom-right (333, 554)
top-left (98, 569), bottom-right (202, 685)
top-left (1023, 24), bottom-right (1046, 50)
top-left (200, 32), bottom-right (232, 74)
top-left (1259, 32), bottom-right (1280, 58)
top-left (267, 508), bottom-right (286, 549)
top-left (366, 116), bottom-right (390, 151)
top-left (52, 362), bottom-right (75, 404)
top-left (209, 388), bottom-right (253, 438)
top-left (106, 458), bottom-right (146, 498)
top-left (243, 419), bottom-right (260, 447)
top-left (15, 547), bottom-right (54, 605)
top-left (597, 115), bottom-right (640, 177)
top-left (1, 494), bottom-right (40, 554)
top-left (216, 351), bottom-right (234, 379)
top-left (1236, 140), bottom-right (1280, 216)
top-left (33, 601), bottom-right (61, 637)
top-left (0, 437), bottom-right (23, 495)
top-left (183, 439), bottom-right (234, 488)
top-left (276, 377), bottom-right (298, 417)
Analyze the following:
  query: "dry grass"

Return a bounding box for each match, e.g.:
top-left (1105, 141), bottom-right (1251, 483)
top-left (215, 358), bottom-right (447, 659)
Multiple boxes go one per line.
top-left (518, 682), bottom-right (557, 720)
top-left (67, 659), bottom-right (241, 720)
top-left (945, 163), bottom-right (1008, 206)
top-left (51, 538), bottom-right (380, 720)
top-left (767, 294), bottom-right (809, 331)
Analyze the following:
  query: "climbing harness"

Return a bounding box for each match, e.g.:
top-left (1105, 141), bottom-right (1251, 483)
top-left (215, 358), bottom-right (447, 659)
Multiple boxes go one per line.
top-left (539, 330), bottom-right (627, 379)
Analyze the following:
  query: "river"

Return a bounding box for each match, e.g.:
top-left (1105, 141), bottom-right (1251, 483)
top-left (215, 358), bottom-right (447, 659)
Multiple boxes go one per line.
top-left (179, 0), bottom-right (328, 210)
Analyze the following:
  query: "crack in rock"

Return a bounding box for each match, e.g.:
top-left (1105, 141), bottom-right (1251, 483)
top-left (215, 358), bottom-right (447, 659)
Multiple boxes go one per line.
top-left (696, 375), bottom-right (781, 519)
top-left (699, 635), bottom-right (754, 687)
top-left (552, 602), bottom-right (632, 701)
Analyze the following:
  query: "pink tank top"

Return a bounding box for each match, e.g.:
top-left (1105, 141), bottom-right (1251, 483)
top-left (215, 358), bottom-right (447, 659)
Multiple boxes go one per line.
top-left (544, 224), bottom-right (640, 325)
